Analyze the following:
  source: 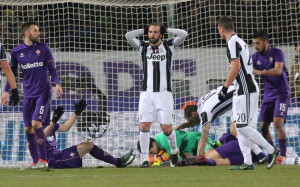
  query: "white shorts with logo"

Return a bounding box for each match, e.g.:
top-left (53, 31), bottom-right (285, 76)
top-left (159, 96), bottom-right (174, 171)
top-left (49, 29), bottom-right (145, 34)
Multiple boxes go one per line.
top-left (138, 91), bottom-right (174, 125)
top-left (232, 91), bottom-right (259, 125)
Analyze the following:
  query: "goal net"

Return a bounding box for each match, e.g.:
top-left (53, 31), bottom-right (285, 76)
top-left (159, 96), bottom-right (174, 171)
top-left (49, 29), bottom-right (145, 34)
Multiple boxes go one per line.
top-left (0, 0), bottom-right (299, 167)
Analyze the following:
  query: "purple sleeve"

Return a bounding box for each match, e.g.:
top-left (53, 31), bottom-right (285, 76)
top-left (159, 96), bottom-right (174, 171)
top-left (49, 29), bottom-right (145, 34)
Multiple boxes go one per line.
top-left (274, 49), bottom-right (285, 63)
top-left (47, 60), bottom-right (60, 85)
top-left (45, 44), bottom-right (60, 85)
top-left (219, 133), bottom-right (237, 144)
top-left (4, 51), bottom-right (18, 92)
top-left (252, 53), bottom-right (258, 69)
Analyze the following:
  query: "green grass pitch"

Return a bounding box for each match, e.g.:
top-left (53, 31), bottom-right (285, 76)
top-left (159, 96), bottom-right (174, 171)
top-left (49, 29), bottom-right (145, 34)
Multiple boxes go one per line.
top-left (0, 165), bottom-right (299, 187)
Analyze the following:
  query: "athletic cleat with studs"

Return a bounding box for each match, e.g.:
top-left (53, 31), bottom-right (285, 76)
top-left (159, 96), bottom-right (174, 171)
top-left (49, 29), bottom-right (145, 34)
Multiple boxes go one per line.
top-left (32, 160), bottom-right (50, 171)
top-left (276, 155), bottom-right (286, 165)
top-left (258, 155), bottom-right (268, 165)
top-left (170, 152), bottom-right (179, 167)
top-left (118, 150), bottom-right (136, 168)
top-left (140, 161), bottom-right (150, 168)
top-left (267, 147), bottom-right (279, 169)
top-left (230, 163), bottom-right (254, 170)
top-left (20, 163), bottom-right (36, 170)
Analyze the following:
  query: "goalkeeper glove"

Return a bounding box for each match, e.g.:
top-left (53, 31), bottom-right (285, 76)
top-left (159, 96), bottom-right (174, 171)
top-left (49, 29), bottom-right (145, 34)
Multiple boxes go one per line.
top-left (9, 88), bottom-right (20, 106)
top-left (218, 86), bottom-right (228, 101)
top-left (74, 99), bottom-right (87, 115)
top-left (52, 106), bottom-right (64, 124)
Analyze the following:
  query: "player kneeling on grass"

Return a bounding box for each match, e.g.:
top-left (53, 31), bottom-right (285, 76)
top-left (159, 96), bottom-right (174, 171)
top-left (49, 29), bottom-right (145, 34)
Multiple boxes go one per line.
top-left (140, 131), bottom-right (267, 167)
top-left (137, 130), bottom-right (214, 166)
top-left (43, 99), bottom-right (135, 169)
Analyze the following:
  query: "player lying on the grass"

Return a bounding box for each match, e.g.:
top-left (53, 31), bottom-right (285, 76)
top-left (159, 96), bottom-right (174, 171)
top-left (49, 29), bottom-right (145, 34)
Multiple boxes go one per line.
top-left (137, 130), bottom-right (214, 162)
top-left (139, 130), bottom-right (267, 166)
top-left (42, 99), bottom-right (135, 169)
top-left (175, 85), bottom-right (265, 159)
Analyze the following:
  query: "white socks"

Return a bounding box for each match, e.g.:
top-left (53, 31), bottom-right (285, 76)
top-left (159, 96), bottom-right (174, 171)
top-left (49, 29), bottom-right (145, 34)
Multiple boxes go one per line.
top-left (165, 130), bottom-right (178, 154)
top-left (250, 142), bottom-right (262, 155)
top-left (236, 132), bottom-right (252, 165)
top-left (236, 125), bottom-right (275, 154)
top-left (139, 131), bottom-right (150, 161)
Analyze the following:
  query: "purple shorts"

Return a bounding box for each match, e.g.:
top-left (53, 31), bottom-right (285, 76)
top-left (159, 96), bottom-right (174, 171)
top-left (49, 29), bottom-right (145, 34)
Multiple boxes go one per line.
top-left (23, 94), bottom-right (51, 127)
top-left (47, 146), bottom-right (82, 169)
top-left (214, 140), bottom-right (243, 165)
top-left (260, 95), bottom-right (290, 122)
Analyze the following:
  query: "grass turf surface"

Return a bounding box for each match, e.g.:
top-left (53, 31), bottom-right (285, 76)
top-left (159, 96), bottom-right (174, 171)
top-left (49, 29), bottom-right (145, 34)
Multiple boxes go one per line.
top-left (0, 165), bottom-right (299, 187)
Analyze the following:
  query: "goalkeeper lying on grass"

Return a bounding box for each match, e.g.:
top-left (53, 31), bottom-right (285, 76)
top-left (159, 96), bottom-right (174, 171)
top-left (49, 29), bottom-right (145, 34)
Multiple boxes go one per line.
top-left (138, 130), bottom-right (267, 166)
top-left (41, 99), bottom-right (135, 169)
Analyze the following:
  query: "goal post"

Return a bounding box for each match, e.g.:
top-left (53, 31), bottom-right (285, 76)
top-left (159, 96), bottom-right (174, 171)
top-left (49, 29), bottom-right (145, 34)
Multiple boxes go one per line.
top-left (0, 0), bottom-right (299, 167)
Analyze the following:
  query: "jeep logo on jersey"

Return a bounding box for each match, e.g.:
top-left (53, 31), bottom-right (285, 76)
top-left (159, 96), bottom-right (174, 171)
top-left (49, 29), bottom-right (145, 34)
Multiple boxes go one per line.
top-left (21, 62), bottom-right (43, 69)
top-left (146, 53), bottom-right (166, 61)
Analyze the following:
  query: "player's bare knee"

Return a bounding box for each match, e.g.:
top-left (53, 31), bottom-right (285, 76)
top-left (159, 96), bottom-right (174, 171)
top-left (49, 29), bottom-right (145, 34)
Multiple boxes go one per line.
top-left (31, 120), bottom-right (42, 129)
top-left (160, 124), bottom-right (172, 135)
top-left (24, 127), bottom-right (34, 134)
top-left (140, 122), bottom-right (151, 132)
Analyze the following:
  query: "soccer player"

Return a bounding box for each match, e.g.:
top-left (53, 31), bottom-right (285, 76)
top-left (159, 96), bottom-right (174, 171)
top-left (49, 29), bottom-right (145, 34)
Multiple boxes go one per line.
top-left (2, 22), bottom-right (63, 169)
top-left (217, 16), bottom-right (278, 170)
top-left (174, 85), bottom-right (236, 154)
top-left (125, 23), bottom-right (187, 167)
top-left (139, 131), bottom-right (266, 167)
top-left (252, 30), bottom-right (290, 158)
top-left (0, 40), bottom-right (19, 105)
top-left (43, 100), bottom-right (135, 169)
top-left (137, 130), bottom-right (214, 163)
top-left (178, 98), bottom-right (268, 165)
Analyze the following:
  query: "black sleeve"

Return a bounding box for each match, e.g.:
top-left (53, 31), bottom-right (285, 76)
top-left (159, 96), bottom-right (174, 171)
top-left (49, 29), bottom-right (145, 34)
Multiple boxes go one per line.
top-left (0, 44), bottom-right (7, 60)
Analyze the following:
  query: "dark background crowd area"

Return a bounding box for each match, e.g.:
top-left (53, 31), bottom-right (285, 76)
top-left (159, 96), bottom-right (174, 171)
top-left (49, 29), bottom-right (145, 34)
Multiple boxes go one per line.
top-left (0, 0), bottom-right (299, 51)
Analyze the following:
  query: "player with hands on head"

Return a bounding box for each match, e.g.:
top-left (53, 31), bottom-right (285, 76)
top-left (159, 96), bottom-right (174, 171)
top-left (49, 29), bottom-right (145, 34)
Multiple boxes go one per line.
top-left (43, 99), bottom-right (135, 169)
top-left (126, 23), bottom-right (187, 168)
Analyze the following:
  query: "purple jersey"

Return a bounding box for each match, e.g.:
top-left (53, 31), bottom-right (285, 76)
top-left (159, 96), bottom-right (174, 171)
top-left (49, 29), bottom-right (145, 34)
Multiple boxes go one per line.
top-left (44, 123), bottom-right (60, 155)
top-left (252, 46), bottom-right (290, 100)
top-left (5, 42), bottom-right (60, 98)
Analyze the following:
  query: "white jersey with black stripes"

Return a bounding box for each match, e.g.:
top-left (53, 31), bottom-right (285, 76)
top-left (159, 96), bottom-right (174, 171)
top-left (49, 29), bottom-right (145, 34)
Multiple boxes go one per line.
top-left (226, 34), bottom-right (257, 95)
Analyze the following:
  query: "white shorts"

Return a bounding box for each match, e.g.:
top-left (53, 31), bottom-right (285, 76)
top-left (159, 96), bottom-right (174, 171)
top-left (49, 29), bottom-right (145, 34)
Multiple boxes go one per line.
top-left (232, 92), bottom-right (258, 125)
top-left (138, 91), bottom-right (174, 125)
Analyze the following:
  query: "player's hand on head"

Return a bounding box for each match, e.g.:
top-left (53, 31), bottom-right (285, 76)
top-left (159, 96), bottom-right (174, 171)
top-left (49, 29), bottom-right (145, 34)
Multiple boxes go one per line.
top-left (52, 106), bottom-right (65, 124)
top-left (9, 88), bottom-right (20, 106)
top-left (74, 99), bottom-right (87, 115)
top-left (56, 84), bottom-right (63, 97)
top-left (218, 86), bottom-right (228, 101)
top-left (1, 91), bottom-right (9, 106)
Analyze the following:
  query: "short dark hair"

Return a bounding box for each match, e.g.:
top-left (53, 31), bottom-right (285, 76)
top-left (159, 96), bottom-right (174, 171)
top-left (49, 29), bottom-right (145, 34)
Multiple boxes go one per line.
top-left (294, 42), bottom-right (300, 48)
top-left (137, 137), bottom-right (155, 153)
top-left (252, 30), bottom-right (270, 41)
top-left (217, 16), bottom-right (234, 31)
top-left (21, 21), bottom-right (38, 36)
top-left (184, 105), bottom-right (198, 119)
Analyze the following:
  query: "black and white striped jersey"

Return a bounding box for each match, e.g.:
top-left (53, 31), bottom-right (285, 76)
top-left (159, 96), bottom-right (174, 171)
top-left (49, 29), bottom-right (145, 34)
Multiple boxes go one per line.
top-left (226, 34), bottom-right (257, 95)
top-left (0, 42), bottom-right (7, 61)
top-left (139, 40), bottom-right (174, 92)
top-left (197, 85), bottom-right (235, 125)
